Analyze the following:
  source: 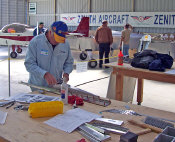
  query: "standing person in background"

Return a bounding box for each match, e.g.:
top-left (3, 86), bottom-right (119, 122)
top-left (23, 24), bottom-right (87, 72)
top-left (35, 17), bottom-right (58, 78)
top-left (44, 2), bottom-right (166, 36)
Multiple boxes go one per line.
top-left (95, 20), bottom-right (113, 68)
top-left (25, 21), bottom-right (74, 91)
top-left (33, 22), bottom-right (46, 36)
top-left (119, 23), bottom-right (133, 56)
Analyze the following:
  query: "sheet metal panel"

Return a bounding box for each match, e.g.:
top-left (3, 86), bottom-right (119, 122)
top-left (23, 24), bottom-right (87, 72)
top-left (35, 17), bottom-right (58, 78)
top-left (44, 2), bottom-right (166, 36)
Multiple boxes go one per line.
top-left (29, 0), bottom-right (54, 14)
top-left (135, 0), bottom-right (175, 12)
top-left (29, 0), bottom-right (55, 27)
top-left (9, 0), bottom-right (17, 24)
top-left (0, 0), bottom-right (26, 29)
top-left (0, 0), bottom-right (1, 28)
top-left (1, 0), bottom-right (8, 28)
top-left (91, 0), bottom-right (132, 12)
top-left (17, 0), bottom-right (26, 23)
top-left (56, 0), bottom-right (89, 13)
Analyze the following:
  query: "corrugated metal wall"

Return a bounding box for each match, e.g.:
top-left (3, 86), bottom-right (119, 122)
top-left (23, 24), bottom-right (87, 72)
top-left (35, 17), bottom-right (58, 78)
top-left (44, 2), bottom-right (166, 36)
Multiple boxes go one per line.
top-left (56, 0), bottom-right (89, 13)
top-left (29, 0), bottom-right (55, 27)
top-left (28, 0), bottom-right (175, 33)
top-left (91, 0), bottom-right (133, 12)
top-left (135, 0), bottom-right (175, 12)
top-left (0, 0), bottom-right (26, 29)
top-left (29, 0), bottom-right (89, 27)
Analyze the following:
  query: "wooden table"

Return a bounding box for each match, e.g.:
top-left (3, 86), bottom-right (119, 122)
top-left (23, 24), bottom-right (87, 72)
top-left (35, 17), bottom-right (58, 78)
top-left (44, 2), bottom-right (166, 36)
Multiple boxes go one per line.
top-left (104, 62), bottom-right (175, 105)
top-left (0, 92), bottom-right (175, 142)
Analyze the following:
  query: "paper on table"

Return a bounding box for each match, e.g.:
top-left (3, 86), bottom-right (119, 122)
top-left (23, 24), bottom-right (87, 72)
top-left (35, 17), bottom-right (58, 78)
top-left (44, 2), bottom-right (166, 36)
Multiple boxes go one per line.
top-left (5, 93), bottom-right (60, 103)
top-left (44, 108), bottom-right (101, 133)
top-left (0, 110), bottom-right (7, 125)
top-left (165, 69), bottom-right (175, 75)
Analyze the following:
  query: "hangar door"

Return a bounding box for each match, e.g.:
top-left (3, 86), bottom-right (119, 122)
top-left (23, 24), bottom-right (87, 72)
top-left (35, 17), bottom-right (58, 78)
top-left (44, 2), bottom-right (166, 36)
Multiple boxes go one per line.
top-left (0, 0), bottom-right (26, 29)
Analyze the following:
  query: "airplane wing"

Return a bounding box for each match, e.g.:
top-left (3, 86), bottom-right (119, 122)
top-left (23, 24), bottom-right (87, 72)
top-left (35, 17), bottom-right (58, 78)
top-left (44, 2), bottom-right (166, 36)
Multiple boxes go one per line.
top-left (66, 33), bottom-right (85, 37)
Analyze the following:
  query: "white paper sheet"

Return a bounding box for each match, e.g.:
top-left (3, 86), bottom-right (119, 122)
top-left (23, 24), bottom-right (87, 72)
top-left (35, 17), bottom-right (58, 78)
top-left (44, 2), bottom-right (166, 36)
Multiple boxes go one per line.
top-left (5, 93), bottom-right (60, 103)
top-left (44, 108), bottom-right (101, 133)
top-left (76, 62), bottom-right (88, 72)
top-left (0, 110), bottom-right (7, 125)
top-left (165, 69), bottom-right (175, 75)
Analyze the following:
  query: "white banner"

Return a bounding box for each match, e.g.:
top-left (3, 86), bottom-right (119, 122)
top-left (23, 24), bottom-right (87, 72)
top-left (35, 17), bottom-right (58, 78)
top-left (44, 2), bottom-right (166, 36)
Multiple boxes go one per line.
top-left (61, 12), bottom-right (175, 28)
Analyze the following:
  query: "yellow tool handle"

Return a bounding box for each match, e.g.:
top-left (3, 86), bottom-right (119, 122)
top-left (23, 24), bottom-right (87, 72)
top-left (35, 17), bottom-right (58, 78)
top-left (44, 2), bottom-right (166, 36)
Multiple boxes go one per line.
top-left (128, 120), bottom-right (162, 133)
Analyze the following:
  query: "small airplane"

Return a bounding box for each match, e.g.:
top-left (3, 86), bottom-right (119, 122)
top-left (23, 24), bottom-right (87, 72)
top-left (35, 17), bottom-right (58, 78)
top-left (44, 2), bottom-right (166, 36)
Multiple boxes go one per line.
top-left (0, 23), bottom-right (34, 58)
top-left (0, 17), bottom-right (89, 58)
top-left (0, 17), bottom-right (143, 69)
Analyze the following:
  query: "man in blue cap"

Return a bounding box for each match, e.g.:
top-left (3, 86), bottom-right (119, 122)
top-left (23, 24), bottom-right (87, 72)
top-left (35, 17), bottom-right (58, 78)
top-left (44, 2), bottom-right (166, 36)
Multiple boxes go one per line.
top-left (33, 22), bottom-right (46, 36)
top-left (25, 21), bottom-right (74, 89)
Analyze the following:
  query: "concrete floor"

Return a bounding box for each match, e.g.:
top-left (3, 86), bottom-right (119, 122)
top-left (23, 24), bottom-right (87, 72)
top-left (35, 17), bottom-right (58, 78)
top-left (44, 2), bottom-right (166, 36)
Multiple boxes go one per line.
top-left (0, 44), bottom-right (175, 114)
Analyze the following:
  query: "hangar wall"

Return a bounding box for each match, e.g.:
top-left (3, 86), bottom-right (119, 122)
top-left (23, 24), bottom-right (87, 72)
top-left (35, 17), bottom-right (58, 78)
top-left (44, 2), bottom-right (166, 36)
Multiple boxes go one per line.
top-left (0, 0), bottom-right (26, 29)
top-left (26, 0), bottom-right (175, 33)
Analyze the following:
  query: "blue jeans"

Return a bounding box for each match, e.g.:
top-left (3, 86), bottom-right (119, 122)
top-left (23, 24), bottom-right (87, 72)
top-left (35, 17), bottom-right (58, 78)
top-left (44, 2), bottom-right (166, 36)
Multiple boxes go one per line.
top-left (123, 44), bottom-right (129, 56)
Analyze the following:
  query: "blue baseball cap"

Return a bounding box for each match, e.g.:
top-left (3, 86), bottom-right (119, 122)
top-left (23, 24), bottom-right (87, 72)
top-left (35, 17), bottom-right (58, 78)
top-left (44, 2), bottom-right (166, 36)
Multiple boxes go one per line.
top-left (51, 21), bottom-right (68, 43)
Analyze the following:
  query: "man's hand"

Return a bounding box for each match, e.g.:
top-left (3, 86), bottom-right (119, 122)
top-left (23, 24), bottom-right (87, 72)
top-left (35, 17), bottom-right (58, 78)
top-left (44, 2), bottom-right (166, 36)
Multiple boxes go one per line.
top-left (44, 72), bottom-right (57, 85)
top-left (63, 73), bottom-right (69, 82)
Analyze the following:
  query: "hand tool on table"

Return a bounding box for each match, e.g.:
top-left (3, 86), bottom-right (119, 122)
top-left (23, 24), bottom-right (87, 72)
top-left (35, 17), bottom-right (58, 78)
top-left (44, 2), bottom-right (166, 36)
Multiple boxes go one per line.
top-left (6, 101), bottom-right (15, 109)
top-left (144, 116), bottom-right (174, 129)
top-left (14, 105), bottom-right (29, 111)
top-left (0, 100), bottom-right (15, 107)
top-left (128, 120), bottom-right (162, 133)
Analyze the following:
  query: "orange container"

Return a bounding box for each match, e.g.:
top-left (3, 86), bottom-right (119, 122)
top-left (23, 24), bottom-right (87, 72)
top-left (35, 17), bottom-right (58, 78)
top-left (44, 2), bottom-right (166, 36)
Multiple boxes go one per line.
top-left (118, 49), bottom-right (123, 65)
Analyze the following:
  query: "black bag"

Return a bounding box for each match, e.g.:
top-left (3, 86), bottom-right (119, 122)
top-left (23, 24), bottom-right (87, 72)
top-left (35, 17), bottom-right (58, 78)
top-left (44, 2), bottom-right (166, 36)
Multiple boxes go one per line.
top-left (131, 50), bottom-right (157, 69)
top-left (149, 59), bottom-right (165, 72)
top-left (156, 53), bottom-right (173, 69)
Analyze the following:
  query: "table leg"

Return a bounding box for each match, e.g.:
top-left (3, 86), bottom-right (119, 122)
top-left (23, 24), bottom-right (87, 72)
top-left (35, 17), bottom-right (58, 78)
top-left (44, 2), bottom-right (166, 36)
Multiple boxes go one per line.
top-left (137, 78), bottom-right (144, 105)
top-left (116, 73), bottom-right (124, 101)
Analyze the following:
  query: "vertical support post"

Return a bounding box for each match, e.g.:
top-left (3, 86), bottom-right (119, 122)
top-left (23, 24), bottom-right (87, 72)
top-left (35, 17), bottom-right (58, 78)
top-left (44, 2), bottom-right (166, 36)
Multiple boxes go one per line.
top-left (132, 0), bottom-right (135, 12)
top-left (137, 78), bottom-right (144, 105)
top-left (26, 0), bottom-right (29, 25)
top-left (8, 44), bottom-right (11, 97)
top-left (115, 68), bottom-right (123, 101)
top-left (88, 0), bottom-right (91, 13)
top-left (54, 0), bottom-right (56, 21)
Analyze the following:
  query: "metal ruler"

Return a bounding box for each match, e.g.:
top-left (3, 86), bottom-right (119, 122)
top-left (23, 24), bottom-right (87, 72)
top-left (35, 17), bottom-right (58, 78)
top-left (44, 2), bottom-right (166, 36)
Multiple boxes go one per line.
top-left (91, 122), bottom-right (128, 135)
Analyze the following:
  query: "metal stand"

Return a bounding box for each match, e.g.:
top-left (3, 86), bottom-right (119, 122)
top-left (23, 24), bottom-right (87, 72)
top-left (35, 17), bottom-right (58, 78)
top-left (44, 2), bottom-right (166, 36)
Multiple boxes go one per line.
top-left (8, 44), bottom-right (11, 97)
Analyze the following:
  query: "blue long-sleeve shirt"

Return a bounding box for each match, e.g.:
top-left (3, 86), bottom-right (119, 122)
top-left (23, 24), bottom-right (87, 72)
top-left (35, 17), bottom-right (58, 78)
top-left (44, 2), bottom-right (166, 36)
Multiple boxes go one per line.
top-left (24, 33), bottom-right (74, 87)
top-left (33, 27), bottom-right (46, 36)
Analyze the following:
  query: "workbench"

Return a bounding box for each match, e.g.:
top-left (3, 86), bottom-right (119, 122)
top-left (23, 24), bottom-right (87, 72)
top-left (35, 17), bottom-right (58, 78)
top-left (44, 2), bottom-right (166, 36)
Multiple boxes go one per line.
top-left (104, 62), bottom-right (175, 105)
top-left (0, 92), bottom-right (175, 142)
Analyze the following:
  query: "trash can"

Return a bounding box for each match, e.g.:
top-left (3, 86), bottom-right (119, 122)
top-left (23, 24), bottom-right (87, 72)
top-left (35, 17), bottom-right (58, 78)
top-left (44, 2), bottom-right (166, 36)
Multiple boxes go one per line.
top-left (106, 72), bottom-right (136, 103)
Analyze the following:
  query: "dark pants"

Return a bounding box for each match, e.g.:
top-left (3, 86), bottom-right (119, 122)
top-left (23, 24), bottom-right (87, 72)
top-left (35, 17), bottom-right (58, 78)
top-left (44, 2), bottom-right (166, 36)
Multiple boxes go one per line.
top-left (99, 43), bottom-right (110, 68)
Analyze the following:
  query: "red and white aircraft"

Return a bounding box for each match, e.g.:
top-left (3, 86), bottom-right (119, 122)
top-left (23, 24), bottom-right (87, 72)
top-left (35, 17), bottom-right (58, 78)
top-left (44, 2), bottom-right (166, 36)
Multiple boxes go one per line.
top-left (0, 17), bottom-right (143, 68)
top-left (0, 17), bottom-right (89, 58)
top-left (0, 23), bottom-right (34, 58)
